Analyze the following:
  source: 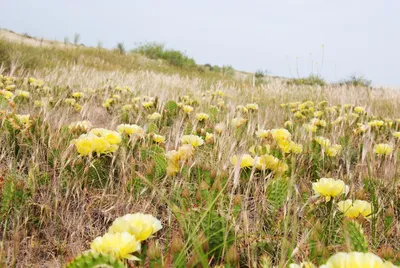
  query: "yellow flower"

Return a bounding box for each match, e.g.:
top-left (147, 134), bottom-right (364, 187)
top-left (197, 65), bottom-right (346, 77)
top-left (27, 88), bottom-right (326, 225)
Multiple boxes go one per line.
top-left (181, 135), bottom-right (204, 147)
top-left (153, 134), bottom-right (166, 143)
top-left (65, 98), bottom-right (76, 105)
top-left (271, 128), bottom-right (291, 142)
top-left (368, 120), bottom-right (384, 128)
top-left (195, 113), bottom-right (210, 121)
top-left (0, 90), bottom-right (14, 99)
top-left (121, 104), bottom-right (133, 111)
top-left (182, 105), bottom-right (194, 114)
top-left (256, 129), bottom-right (270, 139)
top-left (117, 124), bottom-right (144, 136)
top-left (290, 142), bottom-right (303, 154)
top-left (311, 118), bottom-right (326, 127)
top-left (166, 150), bottom-right (180, 162)
top-left (393, 132), bottom-right (400, 138)
top-left (326, 145), bottom-right (342, 157)
top-left (167, 161), bottom-right (180, 176)
top-left (315, 136), bottom-right (331, 148)
top-left (16, 90), bottom-right (30, 98)
top-left (337, 200), bottom-right (372, 219)
top-left (147, 112), bottom-right (162, 120)
top-left (231, 117), bottom-right (247, 128)
top-left (231, 154), bottom-right (254, 168)
top-left (68, 120), bottom-right (92, 132)
top-left (354, 106), bottom-right (365, 114)
top-left (142, 101), bottom-right (154, 108)
top-left (245, 103), bottom-right (259, 111)
top-left (312, 178), bottom-right (347, 202)
top-left (177, 144), bottom-right (194, 161)
top-left (72, 92), bottom-right (83, 98)
top-left (72, 135), bottom-right (94, 156)
top-left (103, 131), bottom-right (122, 145)
top-left (294, 111), bottom-right (306, 119)
top-left (303, 123), bottom-right (317, 133)
top-left (205, 132), bottom-right (214, 143)
top-left (90, 232), bottom-right (141, 261)
top-left (236, 105), bottom-right (248, 113)
top-left (374, 143), bottom-right (393, 155)
top-left (320, 252), bottom-right (396, 268)
top-left (314, 110), bottom-right (323, 117)
top-left (108, 213), bottom-right (162, 241)
top-left (16, 114), bottom-right (31, 125)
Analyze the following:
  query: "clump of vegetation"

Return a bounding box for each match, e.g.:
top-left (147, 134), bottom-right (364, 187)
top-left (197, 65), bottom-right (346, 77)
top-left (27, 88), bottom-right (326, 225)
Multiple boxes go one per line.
top-left (287, 74), bottom-right (326, 86)
top-left (340, 75), bottom-right (372, 87)
top-left (133, 42), bottom-right (196, 68)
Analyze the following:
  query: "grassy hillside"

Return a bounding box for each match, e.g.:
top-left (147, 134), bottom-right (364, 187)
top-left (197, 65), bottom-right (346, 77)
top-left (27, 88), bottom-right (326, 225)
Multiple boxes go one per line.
top-left (0, 30), bottom-right (400, 267)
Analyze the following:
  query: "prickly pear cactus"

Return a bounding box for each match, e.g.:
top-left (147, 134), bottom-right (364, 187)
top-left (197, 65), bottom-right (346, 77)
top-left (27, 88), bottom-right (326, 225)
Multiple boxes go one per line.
top-left (266, 177), bottom-right (289, 209)
top-left (344, 221), bottom-right (368, 252)
top-left (66, 251), bottom-right (126, 268)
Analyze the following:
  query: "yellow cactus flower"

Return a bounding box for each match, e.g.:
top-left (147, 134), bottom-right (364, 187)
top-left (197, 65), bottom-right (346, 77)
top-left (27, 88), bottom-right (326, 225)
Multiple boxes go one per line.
top-left (320, 252), bottom-right (396, 268)
top-left (374, 143), bottom-right (393, 155)
top-left (393, 132), bottom-right (400, 138)
top-left (181, 134), bottom-right (204, 147)
top-left (177, 144), bottom-right (194, 161)
top-left (182, 105), bottom-right (194, 114)
top-left (326, 144), bottom-right (342, 157)
top-left (294, 111), bottom-right (306, 119)
top-left (142, 101), bottom-right (154, 108)
top-left (147, 112), bottom-right (162, 120)
top-left (16, 90), bottom-right (30, 98)
top-left (231, 154), bottom-right (254, 168)
top-left (354, 106), bottom-right (365, 114)
top-left (231, 117), bottom-right (247, 128)
top-left (271, 128), bottom-right (291, 142)
top-left (72, 92), bottom-right (83, 98)
top-left (256, 129), bottom-right (270, 139)
top-left (315, 136), bottom-right (331, 148)
top-left (117, 124), bottom-right (144, 136)
top-left (368, 120), bottom-right (385, 128)
top-left (65, 98), bottom-right (76, 105)
top-left (121, 104), bottom-right (133, 111)
top-left (103, 131), bottom-right (122, 145)
top-left (0, 90), bottom-right (14, 99)
top-left (72, 135), bottom-right (95, 156)
top-left (195, 113), bottom-right (210, 121)
top-left (153, 134), bottom-right (166, 143)
top-left (16, 114), bottom-right (31, 125)
top-left (312, 178), bottom-right (347, 202)
top-left (337, 200), bottom-right (372, 219)
top-left (303, 123), bottom-right (317, 133)
top-left (166, 150), bottom-right (180, 162)
top-left (314, 110), bottom-right (324, 118)
top-left (90, 232), bottom-right (141, 261)
top-left (108, 213), bottom-right (162, 241)
top-left (68, 120), bottom-right (92, 132)
top-left (245, 103), bottom-right (259, 111)
top-left (205, 132), bottom-right (214, 143)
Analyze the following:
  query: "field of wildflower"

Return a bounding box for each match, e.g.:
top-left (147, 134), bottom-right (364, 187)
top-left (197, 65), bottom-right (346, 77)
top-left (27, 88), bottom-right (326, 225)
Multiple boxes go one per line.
top-left (1, 41), bottom-right (400, 267)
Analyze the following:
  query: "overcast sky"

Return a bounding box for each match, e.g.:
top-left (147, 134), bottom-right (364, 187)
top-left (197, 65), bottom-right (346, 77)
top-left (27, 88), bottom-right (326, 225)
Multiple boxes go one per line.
top-left (1, 0), bottom-right (399, 87)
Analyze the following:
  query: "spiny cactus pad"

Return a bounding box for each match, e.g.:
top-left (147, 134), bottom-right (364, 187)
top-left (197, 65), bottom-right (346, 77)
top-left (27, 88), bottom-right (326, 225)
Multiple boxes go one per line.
top-left (66, 251), bottom-right (126, 268)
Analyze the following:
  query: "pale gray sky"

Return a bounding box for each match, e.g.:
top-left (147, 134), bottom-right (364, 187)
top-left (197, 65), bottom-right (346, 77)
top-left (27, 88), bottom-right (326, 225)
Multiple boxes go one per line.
top-left (1, 0), bottom-right (399, 86)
